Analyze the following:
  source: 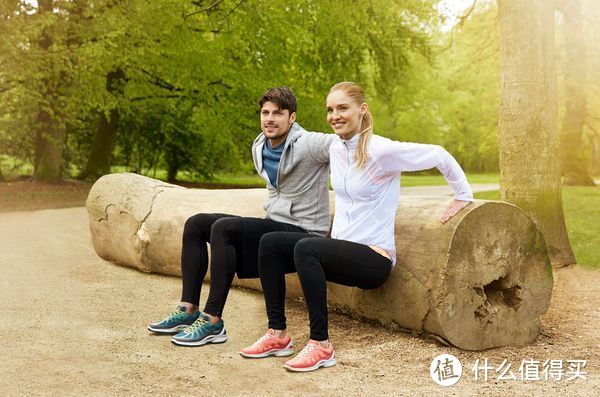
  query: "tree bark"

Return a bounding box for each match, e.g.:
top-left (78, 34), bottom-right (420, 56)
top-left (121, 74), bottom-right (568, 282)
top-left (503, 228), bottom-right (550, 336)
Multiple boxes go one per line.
top-left (86, 173), bottom-right (553, 350)
top-left (81, 69), bottom-right (125, 181)
top-left (34, 0), bottom-right (53, 171)
top-left (33, 0), bottom-right (66, 181)
top-left (558, 0), bottom-right (595, 186)
top-left (34, 113), bottom-right (66, 181)
top-left (497, 0), bottom-right (576, 267)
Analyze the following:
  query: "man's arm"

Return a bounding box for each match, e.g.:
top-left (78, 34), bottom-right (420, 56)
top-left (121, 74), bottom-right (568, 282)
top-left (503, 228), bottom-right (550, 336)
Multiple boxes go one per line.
top-left (306, 132), bottom-right (336, 164)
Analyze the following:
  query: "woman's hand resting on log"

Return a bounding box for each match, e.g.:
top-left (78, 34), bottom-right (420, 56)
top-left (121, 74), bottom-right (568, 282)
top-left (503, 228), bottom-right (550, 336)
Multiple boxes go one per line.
top-left (439, 199), bottom-right (472, 224)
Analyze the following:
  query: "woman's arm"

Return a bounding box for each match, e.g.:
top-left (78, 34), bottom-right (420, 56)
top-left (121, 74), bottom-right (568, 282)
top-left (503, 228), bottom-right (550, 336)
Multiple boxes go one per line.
top-left (377, 138), bottom-right (474, 222)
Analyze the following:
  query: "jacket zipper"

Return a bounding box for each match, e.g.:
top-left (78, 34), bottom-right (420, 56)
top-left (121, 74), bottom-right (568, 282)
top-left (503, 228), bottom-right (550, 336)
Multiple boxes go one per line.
top-left (343, 141), bottom-right (353, 225)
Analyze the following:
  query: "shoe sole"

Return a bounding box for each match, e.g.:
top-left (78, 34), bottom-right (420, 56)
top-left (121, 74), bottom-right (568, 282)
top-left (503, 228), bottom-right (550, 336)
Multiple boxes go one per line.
top-left (170, 328), bottom-right (228, 347)
top-left (147, 324), bottom-right (190, 334)
top-left (239, 341), bottom-right (295, 358)
top-left (283, 357), bottom-right (337, 372)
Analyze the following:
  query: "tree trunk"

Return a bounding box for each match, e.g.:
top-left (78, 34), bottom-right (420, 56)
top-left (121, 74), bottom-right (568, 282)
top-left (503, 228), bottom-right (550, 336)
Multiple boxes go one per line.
top-left (558, 0), bottom-right (595, 186)
top-left (34, 124), bottom-right (45, 171)
top-left (34, 115), bottom-right (66, 181)
top-left (33, 0), bottom-right (66, 181)
top-left (497, 0), bottom-right (576, 267)
top-left (34, 0), bottom-right (53, 172)
top-left (82, 69), bottom-right (125, 181)
top-left (166, 166), bottom-right (178, 183)
top-left (85, 173), bottom-right (553, 350)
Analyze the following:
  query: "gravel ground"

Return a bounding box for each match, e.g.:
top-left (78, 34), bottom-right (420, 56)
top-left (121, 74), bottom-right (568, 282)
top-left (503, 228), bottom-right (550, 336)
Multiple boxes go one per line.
top-left (0, 207), bottom-right (598, 396)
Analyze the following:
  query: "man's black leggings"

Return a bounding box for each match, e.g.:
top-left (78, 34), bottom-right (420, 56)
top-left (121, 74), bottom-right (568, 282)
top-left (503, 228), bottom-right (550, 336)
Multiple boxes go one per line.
top-left (258, 232), bottom-right (392, 341)
top-left (180, 213), bottom-right (307, 318)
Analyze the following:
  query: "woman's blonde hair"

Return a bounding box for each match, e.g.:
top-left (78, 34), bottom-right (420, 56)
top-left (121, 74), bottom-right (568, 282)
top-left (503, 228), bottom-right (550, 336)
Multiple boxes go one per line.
top-left (328, 82), bottom-right (373, 168)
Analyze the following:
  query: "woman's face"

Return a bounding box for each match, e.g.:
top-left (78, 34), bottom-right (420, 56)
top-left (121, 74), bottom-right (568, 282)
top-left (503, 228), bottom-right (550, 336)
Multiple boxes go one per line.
top-left (326, 89), bottom-right (365, 140)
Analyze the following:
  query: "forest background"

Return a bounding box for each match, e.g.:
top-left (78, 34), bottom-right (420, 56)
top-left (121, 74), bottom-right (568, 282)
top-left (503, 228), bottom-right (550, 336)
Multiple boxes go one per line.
top-left (1, 4), bottom-right (599, 395)
top-left (1, 0), bottom-right (599, 184)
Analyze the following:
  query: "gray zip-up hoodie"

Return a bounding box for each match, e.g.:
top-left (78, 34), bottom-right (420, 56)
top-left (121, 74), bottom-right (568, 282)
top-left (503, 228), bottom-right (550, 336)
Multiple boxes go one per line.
top-left (252, 122), bottom-right (334, 236)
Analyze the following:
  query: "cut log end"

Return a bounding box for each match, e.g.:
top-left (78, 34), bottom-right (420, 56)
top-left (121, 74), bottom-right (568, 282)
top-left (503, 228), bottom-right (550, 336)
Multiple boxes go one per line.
top-left (435, 201), bottom-right (553, 350)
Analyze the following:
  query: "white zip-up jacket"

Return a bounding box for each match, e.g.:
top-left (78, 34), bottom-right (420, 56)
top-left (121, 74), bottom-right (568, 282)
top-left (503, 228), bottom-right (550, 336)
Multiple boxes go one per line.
top-left (330, 133), bottom-right (474, 266)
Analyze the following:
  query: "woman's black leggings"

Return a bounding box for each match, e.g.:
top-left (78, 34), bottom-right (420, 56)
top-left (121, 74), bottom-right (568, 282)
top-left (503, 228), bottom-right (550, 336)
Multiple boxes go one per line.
top-left (258, 232), bottom-right (392, 341)
top-left (180, 213), bottom-right (306, 318)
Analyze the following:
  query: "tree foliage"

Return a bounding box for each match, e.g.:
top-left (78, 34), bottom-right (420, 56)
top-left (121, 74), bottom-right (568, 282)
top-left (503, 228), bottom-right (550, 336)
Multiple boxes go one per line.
top-left (2, 0), bottom-right (597, 181)
top-left (1, 0), bottom-right (444, 180)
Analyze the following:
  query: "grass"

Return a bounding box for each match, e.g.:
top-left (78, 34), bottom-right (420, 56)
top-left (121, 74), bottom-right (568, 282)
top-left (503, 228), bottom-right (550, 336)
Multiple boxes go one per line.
top-left (184, 172), bottom-right (499, 189)
top-left (474, 187), bottom-right (600, 269)
top-left (107, 166), bottom-right (266, 187)
top-left (561, 187), bottom-right (600, 268)
top-left (193, 172), bottom-right (500, 188)
top-left (473, 190), bottom-right (501, 200)
top-left (206, 172), bottom-right (265, 186)
top-left (199, 172), bottom-right (500, 188)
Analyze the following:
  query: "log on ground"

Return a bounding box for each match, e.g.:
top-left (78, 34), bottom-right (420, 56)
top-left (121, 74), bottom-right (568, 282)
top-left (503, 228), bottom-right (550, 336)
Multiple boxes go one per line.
top-left (86, 173), bottom-right (553, 350)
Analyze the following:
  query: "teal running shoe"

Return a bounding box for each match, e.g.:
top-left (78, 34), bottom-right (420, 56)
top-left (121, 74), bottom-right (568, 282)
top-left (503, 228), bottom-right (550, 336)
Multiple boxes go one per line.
top-left (148, 305), bottom-right (201, 334)
top-left (170, 317), bottom-right (227, 346)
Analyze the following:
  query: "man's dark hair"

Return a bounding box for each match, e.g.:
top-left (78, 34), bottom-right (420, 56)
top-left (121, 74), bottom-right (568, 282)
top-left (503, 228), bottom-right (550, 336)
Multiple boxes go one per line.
top-left (259, 86), bottom-right (297, 114)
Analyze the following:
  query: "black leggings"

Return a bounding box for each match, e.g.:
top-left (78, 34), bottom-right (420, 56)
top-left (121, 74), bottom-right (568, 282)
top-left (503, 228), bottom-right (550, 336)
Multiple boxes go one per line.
top-left (180, 213), bottom-right (307, 318)
top-left (258, 232), bottom-right (392, 341)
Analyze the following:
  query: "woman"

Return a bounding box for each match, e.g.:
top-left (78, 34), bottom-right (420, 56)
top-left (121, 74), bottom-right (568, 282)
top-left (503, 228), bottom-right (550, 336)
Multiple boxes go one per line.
top-left (240, 82), bottom-right (473, 372)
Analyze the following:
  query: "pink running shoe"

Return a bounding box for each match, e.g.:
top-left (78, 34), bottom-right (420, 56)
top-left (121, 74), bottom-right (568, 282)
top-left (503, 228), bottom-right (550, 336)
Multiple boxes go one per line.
top-left (283, 340), bottom-right (336, 372)
top-left (239, 329), bottom-right (294, 358)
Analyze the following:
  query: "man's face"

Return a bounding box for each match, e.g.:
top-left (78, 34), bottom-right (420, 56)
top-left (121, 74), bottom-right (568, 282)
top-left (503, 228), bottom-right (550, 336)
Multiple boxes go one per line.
top-left (260, 101), bottom-right (296, 146)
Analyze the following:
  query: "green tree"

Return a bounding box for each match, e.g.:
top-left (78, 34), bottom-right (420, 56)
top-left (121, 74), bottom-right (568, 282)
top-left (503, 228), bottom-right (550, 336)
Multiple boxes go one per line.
top-left (556, 0), bottom-right (595, 186)
top-left (581, 0), bottom-right (600, 176)
top-left (369, 1), bottom-right (500, 172)
top-left (1, 0), bottom-right (439, 181)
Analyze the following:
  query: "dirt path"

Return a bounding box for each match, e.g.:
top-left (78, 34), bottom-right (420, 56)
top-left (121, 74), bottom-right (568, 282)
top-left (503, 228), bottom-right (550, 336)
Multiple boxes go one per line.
top-left (0, 207), bottom-right (598, 396)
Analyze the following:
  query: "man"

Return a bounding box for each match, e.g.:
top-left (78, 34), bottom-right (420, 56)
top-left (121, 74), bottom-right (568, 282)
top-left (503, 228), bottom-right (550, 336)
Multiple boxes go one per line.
top-left (148, 86), bottom-right (334, 347)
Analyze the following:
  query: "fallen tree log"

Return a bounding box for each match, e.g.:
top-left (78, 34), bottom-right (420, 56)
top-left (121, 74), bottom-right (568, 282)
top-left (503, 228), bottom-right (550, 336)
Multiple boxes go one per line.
top-left (86, 173), bottom-right (553, 350)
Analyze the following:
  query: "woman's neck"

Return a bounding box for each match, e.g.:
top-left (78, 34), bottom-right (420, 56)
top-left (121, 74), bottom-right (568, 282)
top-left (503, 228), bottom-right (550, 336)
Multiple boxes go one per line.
top-left (339, 130), bottom-right (360, 140)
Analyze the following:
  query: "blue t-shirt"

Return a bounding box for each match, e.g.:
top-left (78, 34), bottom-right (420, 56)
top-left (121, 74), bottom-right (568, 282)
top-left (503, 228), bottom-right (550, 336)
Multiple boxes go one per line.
top-left (262, 140), bottom-right (284, 188)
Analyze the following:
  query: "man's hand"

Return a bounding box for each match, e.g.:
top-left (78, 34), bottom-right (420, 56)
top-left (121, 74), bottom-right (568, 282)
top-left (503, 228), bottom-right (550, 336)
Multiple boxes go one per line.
top-left (440, 199), bottom-right (471, 224)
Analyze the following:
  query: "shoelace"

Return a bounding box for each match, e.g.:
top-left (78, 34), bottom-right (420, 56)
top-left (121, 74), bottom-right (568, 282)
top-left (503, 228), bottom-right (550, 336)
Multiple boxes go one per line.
top-left (184, 317), bottom-right (208, 334)
top-left (297, 343), bottom-right (318, 358)
top-left (253, 331), bottom-right (275, 346)
top-left (167, 308), bottom-right (185, 319)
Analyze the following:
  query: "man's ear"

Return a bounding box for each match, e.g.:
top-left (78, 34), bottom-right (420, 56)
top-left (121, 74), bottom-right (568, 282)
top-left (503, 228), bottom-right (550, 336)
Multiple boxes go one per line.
top-left (289, 112), bottom-right (297, 124)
